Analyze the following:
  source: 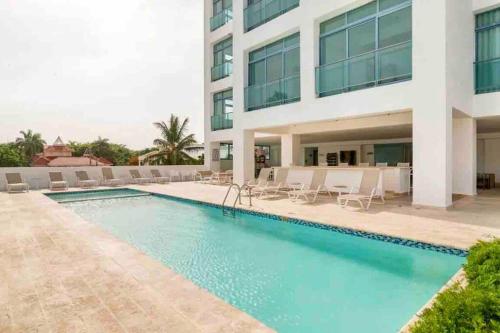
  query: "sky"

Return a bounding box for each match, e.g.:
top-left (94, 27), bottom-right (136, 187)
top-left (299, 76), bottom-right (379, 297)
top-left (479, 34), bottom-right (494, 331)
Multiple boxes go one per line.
top-left (0, 0), bottom-right (204, 150)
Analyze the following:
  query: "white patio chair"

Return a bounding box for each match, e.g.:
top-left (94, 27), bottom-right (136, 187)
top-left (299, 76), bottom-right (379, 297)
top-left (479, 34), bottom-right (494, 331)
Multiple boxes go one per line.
top-left (102, 168), bottom-right (124, 186)
top-left (75, 171), bottom-right (98, 188)
top-left (337, 170), bottom-right (381, 210)
top-left (49, 172), bottom-right (68, 191)
top-left (129, 169), bottom-right (152, 185)
top-left (5, 173), bottom-right (29, 193)
top-left (150, 169), bottom-right (170, 184)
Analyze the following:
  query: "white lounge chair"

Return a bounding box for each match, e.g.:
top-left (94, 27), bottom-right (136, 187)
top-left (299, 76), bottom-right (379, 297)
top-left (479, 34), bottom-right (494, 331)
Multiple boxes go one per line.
top-left (247, 168), bottom-right (272, 188)
top-left (75, 171), bottom-right (98, 188)
top-left (255, 168), bottom-right (289, 198)
top-left (168, 170), bottom-right (181, 182)
top-left (129, 169), bottom-right (152, 184)
top-left (102, 168), bottom-right (124, 186)
top-left (197, 170), bottom-right (213, 183)
top-left (5, 173), bottom-right (29, 193)
top-left (287, 170), bottom-right (321, 203)
top-left (337, 170), bottom-right (382, 210)
top-left (150, 169), bottom-right (170, 184)
top-left (181, 170), bottom-right (196, 182)
top-left (49, 172), bottom-right (68, 191)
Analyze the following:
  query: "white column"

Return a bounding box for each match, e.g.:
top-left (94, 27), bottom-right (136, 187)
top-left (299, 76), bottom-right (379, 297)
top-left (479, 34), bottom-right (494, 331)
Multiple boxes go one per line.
top-left (204, 141), bottom-right (220, 172)
top-left (233, 130), bottom-right (255, 185)
top-left (281, 134), bottom-right (301, 167)
top-left (453, 117), bottom-right (477, 195)
top-left (412, 0), bottom-right (452, 207)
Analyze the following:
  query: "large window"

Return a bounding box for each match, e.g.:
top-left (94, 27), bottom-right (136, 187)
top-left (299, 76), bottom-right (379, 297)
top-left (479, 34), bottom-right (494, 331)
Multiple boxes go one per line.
top-left (244, 0), bottom-right (300, 32)
top-left (212, 37), bottom-right (233, 81)
top-left (212, 89), bottom-right (233, 131)
top-left (316, 0), bottom-right (412, 97)
top-left (211, 0), bottom-right (232, 31)
top-left (475, 7), bottom-right (500, 94)
top-left (245, 33), bottom-right (300, 111)
top-left (220, 143), bottom-right (233, 160)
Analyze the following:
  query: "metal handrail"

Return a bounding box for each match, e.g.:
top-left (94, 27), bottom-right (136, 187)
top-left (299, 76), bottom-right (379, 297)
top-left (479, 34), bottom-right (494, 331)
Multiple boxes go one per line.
top-left (222, 183), bottom-right (253, 217)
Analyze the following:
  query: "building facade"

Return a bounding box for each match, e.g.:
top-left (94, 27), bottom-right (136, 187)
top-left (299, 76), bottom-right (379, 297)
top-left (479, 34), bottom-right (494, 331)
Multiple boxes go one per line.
top-left (204, 0), bottom-right (500, 208)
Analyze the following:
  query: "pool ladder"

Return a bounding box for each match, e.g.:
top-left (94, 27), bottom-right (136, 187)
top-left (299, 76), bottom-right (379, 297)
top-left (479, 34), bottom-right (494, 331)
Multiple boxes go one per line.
top-left (222, 183), bottom-right (252, 217)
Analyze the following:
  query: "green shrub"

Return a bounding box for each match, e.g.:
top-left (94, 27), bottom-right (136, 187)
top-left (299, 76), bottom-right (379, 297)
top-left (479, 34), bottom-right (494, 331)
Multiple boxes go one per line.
top-left (464, 240), bottom-right (500, 290)
top-left (411, 240), bottom-right (500, 333)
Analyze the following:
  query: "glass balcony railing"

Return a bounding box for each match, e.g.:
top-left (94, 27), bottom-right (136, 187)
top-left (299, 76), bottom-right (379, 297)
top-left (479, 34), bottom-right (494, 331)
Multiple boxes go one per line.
top-left (210, 8), bottom-right (233, 31)
top-left (211, 112), bottom-right (233, 131)
top-left (244, 0), bottom-right (299, 32)
top-left (315, 41), bottom-right (412, 97)
top-left (211, 62), bottom-right (232, 81)
top-left (245, 75), bottom-right (300, 111)
top-left (475, 57), bottom-right (500, 94)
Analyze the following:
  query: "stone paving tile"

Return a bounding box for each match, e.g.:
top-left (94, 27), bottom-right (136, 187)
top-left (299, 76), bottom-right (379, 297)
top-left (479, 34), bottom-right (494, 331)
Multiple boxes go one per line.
top-left (0, 190), bottom-right (274, 333)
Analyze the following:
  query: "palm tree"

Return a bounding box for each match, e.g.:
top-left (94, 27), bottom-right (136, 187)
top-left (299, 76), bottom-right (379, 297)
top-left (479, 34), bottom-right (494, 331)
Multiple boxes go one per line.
top-left (149, 115), bottom-right (197, 165)
top-left (15, 129), bottom-right (46, 162)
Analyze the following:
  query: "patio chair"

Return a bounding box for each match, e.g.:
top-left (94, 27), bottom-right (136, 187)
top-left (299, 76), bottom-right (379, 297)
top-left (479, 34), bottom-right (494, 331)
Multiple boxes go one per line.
top-left (75, 171), bottom-right (98, 188)
top-left (287, 170), bottom-right (321, 203)
top-left (196, 170), bottom-right (213, 183)
top-left (5, 173), bottom-right (29, 193)
top-left (150, 169), bottom-right (170, 184)
top-left (102, 168), bottom-right (124, 186)
top-left (129, 169), bottom-right (152, 185)
top-left (246, 168), bottom-right (272, 188)
top-left (337, 170), bottom-right (381, 210)
top-left (181, 170), bottom-right (196, 182)
top-left (254, 168), bottom-right (289, 197)
top-left (49, 172), bottom-right (68, 191)
top-left (168, 170), bottom-right (181, 182)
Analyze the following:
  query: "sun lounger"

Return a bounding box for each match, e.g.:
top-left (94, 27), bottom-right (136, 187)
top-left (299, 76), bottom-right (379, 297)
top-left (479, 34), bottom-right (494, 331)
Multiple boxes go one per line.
top-left (75, 171), bottom-right (98, 188)
top-left (150, 169), bottom-right (170, 184)
top-left (129, 169), bottom-right (152, 184)
top-left (197, 170), bottom-right (213, 183)
top-left (337, 170), bottom-right (382, 210)
top-left (102, 168), bottom-right (124, 186)
top-left (286, 170), bottom-right (321, 203)
top-left (5, 173), bottom-right (29, 193)
top-left (49, 172), bottom-right (68, 191)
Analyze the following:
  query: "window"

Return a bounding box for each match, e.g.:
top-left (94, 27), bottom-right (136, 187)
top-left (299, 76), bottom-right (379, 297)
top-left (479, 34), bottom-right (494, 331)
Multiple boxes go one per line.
top-left (316, 0), bottom-right (412, 97)
top-left (212, 90), bottom-right (233, 131)
top-left (220, 143), bottom-right (233, 160)
top-left (475, 7), bottom-right (500, 94)
top-left (211, 0), bottom-right (232, 31)
top-left (246, 33), bottom-right (300, 111)
top-left (244, 0), bottom-right (299, 32)
top-left (212, 37), bottom-right (233, 81)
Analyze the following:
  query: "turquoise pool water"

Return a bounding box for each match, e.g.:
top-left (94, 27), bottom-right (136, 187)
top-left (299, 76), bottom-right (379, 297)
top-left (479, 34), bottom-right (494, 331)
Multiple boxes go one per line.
top-left (49, 190), bottom-right (465, 333)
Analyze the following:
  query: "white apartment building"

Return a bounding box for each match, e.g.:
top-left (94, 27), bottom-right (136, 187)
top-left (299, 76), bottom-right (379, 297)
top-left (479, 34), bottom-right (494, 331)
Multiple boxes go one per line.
top-left (204, 0), bottom-right (500, 208)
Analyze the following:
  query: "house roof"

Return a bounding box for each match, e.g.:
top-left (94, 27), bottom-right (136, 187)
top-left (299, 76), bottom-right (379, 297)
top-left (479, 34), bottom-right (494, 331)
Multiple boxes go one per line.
top-left (47, 157), bottom-right (112, 167)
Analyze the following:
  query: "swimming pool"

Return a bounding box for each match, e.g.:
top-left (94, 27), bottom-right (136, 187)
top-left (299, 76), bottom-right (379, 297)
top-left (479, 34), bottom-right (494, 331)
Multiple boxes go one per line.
top-left (47, 189), bottom-right (465, 333)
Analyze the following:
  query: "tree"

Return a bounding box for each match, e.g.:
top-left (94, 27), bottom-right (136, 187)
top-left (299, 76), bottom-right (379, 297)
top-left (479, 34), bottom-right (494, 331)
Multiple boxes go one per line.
top-left (0, 143), bottom-right (27, 167)
top-left (15, 130), bottom-right (45, 162)
top-left (149, 114), bottom-right (197, 165)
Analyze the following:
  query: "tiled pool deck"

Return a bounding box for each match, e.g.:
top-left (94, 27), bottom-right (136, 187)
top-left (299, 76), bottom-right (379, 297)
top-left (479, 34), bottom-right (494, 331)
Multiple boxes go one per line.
top-left (1, 183), bottom-right (499, 332)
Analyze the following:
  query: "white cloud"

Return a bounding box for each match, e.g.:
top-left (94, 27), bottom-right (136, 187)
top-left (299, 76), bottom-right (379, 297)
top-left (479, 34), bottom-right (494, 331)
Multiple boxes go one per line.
top-left (0, 0), bottom-right (204, 149)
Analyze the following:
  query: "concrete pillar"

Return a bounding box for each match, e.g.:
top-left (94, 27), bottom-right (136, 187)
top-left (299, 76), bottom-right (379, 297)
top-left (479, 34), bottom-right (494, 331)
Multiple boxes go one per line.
top-left (233, 130), bottom-right (255, 185)
top-left (204, 141), bottom-right (220, 172)
top-left (412, 0), bottom-right (452, 208)
top-left (453, 117), bottom-right (477, 195)
top-left (281, 134), bottom-right (301, 167)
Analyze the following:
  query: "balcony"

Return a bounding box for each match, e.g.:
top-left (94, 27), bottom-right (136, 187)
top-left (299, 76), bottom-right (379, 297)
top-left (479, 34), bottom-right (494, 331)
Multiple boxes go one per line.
top-left (211, 112), bottom-right (233, 131)
top-left (475, 57), bottom-right (500, 94)
top-left (210, 8), bottom-right (233, 32)
top-left (245, 75), bottom-right (300, 111)
top-left (315, 41), bottom-right (412, 97)
top-left (211, 62), bottom-right (232, 81)
top-left (244, 0), bottom-right (299, 32)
